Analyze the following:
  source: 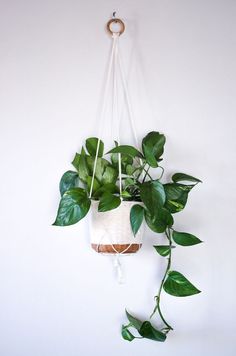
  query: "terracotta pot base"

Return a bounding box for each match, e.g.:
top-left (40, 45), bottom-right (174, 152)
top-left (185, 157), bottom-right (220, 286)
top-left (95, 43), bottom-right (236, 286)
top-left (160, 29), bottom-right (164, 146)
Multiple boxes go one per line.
top-left (91, 243), bottom-right (142, 254)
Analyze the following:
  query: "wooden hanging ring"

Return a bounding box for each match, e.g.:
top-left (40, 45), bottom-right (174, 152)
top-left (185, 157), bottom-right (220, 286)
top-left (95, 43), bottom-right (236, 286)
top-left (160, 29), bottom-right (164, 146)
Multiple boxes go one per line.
top-left (107, 18), bottom-right (125, 36)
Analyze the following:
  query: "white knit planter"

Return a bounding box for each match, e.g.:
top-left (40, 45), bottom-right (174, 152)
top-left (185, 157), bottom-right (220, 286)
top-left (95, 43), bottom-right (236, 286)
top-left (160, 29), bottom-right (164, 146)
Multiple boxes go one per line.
top-left (89, 200), bottom-right (144, 254)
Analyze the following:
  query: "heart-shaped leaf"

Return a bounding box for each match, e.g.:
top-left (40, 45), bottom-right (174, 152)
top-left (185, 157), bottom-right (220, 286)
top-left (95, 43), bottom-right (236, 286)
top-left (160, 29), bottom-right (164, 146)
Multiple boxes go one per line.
top-left (145, 207), bottom-right (173, 233)
top-left (124, 311), bottom-right (166, 342)
top-left (98, 192), bottom-right (121, 212)
top-left (142, 144), bottom-right (158, 167)
top-left (85, 137), bottom-right (104, 157)
top-left (172, 231), bottom-right (202, 246)
top-left (130, 204), bottom-right (144, 236)
top-left (164, 183), bottom-right (194, 213)
top-left (172, 173), bottom-right (202, 184)
top-left (59, 171), bottom-right (78, 196)
top-left (139, 321), bottom-right (166, 342)
top-left (53, 188), bottom-right (91, 226)
top-left (163, 271), bottom-right (201, 297)
top-left (142, 132), bottom-right (166, 167)
top-left (140, 180), bottom-right (166, 215)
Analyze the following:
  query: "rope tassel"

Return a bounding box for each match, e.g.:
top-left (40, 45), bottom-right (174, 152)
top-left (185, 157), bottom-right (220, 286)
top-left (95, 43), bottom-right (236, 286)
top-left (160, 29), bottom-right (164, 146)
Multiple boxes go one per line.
top-left (113, 254), bottom-right (125, 284)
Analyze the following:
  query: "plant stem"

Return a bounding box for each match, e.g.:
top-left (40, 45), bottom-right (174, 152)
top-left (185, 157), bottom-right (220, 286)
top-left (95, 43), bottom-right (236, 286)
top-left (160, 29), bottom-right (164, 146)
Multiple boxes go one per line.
top-left (158, 166), bottom-right (164, 180)
top-left (142, 165), bottom-right (151, 183)
top-left (135, 163), bottom-right (152, 182)
top-left (150, 228), bottom-right (173, 331)
top-left (142, 167), bottom-right (152, 181)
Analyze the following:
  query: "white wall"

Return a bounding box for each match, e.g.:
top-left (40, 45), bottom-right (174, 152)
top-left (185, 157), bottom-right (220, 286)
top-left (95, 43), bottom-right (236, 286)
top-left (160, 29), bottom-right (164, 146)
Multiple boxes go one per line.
top-left (0, 0), bottom-right (236, 355)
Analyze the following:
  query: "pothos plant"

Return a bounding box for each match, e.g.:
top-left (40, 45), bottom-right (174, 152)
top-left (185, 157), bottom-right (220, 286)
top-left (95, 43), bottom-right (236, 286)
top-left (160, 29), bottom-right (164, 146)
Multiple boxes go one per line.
top-left (53, 131), bottom-right (202, 343)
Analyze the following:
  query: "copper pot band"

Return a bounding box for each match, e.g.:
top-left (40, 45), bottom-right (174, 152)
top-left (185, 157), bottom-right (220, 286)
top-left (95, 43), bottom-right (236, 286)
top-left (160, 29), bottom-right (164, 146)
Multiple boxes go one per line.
top-left (91, 243), bottom-right (142, 254)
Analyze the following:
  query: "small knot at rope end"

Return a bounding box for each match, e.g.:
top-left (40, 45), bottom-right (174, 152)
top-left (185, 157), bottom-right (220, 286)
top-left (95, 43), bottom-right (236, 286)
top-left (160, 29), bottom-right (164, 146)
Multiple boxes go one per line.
top-left (113, 254), bottom-right (125, 284)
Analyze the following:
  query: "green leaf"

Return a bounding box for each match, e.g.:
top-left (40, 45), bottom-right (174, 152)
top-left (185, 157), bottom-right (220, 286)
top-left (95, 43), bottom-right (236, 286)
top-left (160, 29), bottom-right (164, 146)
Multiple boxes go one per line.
top-left (121, 190), bottom-right (132, 198)
top-left (121, 325), bottom-right (135, 342)
top-left (124, 178), bottom-right (136, 189)
top-left (71, 148), bottom-right (90, 182)
top-left (108, 145), bottom-right (143, 158)
top-left (98, 192), bottom-right (121, 212)
top-left (53, 188), bottom-right (91, 226)
top-left (111, 146), bottom-right (133, 167)
top-left (145, 208), bottom-right (173, 233)
top-left (93, 183), bottom-right (119, 198)
top-left (102, 166), bottom-right (118, 185)
top-left (139, 321), bottom-right (166, 342)
top-left (111, 153), bottom-right (134, 175)
top-left (142, 132), bottom-right (166, 168)
top-left (172, 231), bottom-right (202, 246)
top-left (71, 153), bottom-right (80, 171)
top-left (85, 137), bottom-right (104, 157)
top-left (164, 183), bottom-right (194, 213)
top-left (142, 144), bottom-right (158, 167)
top-left (154, 245), bottom-right (174, 257)
top-left (163, 271), bottom-right (201, 297)
top-left (86, 156), bottom-right (110, 182)
top-left (59, 171), bottom-right (78, 196)
top-left (86, 176), bottom-right (100, 195)
top-left (125, 310), bottom-right (143, 330)
top-left (140, 180), bottom-right (166, 215)
top-left (172, 173), bottom-right (202, 184)
top-left (124, 311), bottom-right (166, 342)
top-left (125, 164), bottom-right (135, 175)
top-left (130, 204), bottom-right (144, 236)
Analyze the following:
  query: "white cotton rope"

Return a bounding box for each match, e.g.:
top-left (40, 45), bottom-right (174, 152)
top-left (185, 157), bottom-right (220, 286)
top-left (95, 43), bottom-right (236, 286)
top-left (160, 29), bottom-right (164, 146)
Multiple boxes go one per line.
top-left (111, 34), bottom-right (123, 197)
top-left (116, 45), bottom-right (144, 173)
top-left (89, 31), bottom-right (142, 283)
top-left (89, 35), bottom-right (118, 199)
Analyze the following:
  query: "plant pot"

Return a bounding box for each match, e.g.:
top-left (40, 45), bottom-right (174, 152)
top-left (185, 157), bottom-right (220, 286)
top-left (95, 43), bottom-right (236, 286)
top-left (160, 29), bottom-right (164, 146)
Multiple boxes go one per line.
top-left (89, 200), bottom-right (144, 254)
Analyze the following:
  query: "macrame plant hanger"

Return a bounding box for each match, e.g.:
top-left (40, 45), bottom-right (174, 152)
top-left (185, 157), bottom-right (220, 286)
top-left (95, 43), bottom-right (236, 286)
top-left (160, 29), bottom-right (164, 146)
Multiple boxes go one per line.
top-left (89, 14), bottom-right (143, 283)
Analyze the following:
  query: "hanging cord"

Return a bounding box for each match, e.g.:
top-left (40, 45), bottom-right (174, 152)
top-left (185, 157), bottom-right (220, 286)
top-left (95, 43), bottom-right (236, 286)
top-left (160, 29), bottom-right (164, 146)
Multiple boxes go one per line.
top-left (89, 33), bottom-right (123, 199)
top-left (90, 18), bottom-right (142, 283)
top-left (111, 34), bottom-right (123, 197)
top-left (116, 44), bottom-right (144, 174)
top-left (89, 36), bottom-right (117, 198)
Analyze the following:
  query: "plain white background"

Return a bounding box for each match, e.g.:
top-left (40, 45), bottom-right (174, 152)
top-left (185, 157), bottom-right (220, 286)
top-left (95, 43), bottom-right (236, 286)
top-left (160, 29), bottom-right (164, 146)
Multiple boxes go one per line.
top-left (0, 0), bottom-right (236, 355)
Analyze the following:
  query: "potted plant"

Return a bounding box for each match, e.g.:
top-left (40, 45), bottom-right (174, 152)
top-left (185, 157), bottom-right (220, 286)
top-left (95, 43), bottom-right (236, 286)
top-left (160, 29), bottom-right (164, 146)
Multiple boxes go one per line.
top-left (53, 131), bottom-right (202, 342)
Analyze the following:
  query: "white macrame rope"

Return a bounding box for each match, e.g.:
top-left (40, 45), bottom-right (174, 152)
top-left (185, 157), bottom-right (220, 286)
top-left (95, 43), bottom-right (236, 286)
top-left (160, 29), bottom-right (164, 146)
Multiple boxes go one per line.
top-left (90, 33), bottom-right (142, 198)
top-left (116, 40), bottom-right (139, 147)
top-left (89, 36), bottom-right (117, 198)
top-left (94, 220), bottom-right (142, 284)
top-left (116, 45), bottom-right (144, 173)
top-left (89, 32), bottom-right (142, 283)
top-left (111, 34), bottom-right (122, 197)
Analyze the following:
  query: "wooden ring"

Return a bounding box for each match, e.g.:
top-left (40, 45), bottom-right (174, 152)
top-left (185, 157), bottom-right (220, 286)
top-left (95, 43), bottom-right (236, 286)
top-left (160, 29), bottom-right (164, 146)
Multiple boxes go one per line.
top-left (106, 18), bottom-right (125, 36)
